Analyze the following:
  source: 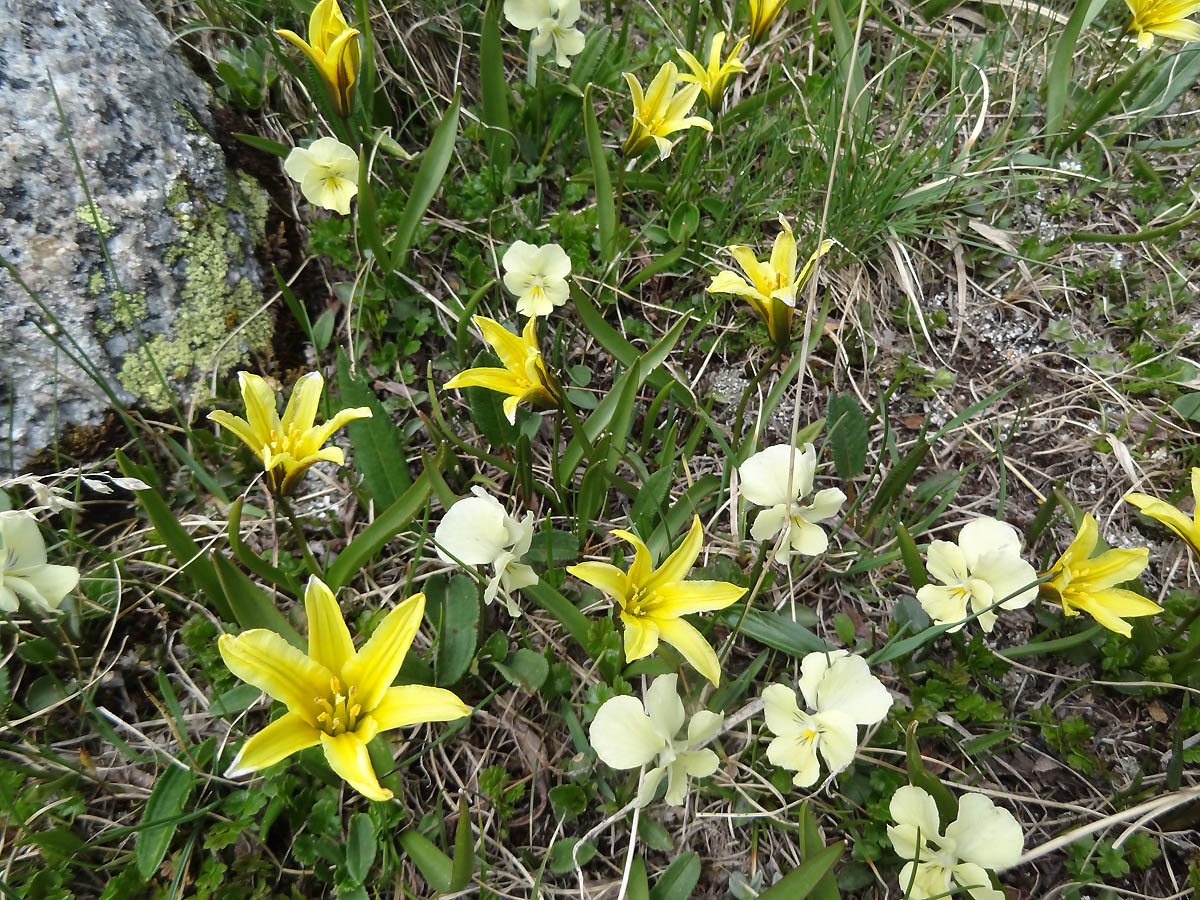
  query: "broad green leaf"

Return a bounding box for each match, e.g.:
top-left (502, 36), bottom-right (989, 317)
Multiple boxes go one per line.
top-left (212, 553), bottom-right (303, 649)
top-left (393, 88), bottom-right (461, 270)
top-left (480, 0), bottom-right (512, 173)
top-left (758, 843), bottom-right (844, 900)
top-left (649, 851), bottom-right (700, 900)
top-left (398, 828), bottom-right (453, 892)
top-left (494, 647), bottom-right (550, 691)
top-left (720, 605), bottom-right (829, 657)
top-left (336, 350), bottom-right (411, 509)
top-left (826, 393), bottom-right (868, 479)
top-left (345, 813), bottom-right (377, 884)
top-left (583, 84), bottom-right (615, 260)
top-left (135, 764), bottom-right (195, 879)
top-left (434, 575), bottom-right (480, 687)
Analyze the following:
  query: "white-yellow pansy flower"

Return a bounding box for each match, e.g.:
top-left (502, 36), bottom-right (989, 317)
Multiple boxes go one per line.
top-left (916, 518), bottom-right (1038, 633)
top-left (502, 241), bottom-right (572, 317)
top-left (0, 511), bottom-right (79, 613)
top-left (762, 650), bottom-right (891, 787)
top-left (503, 0), bottom-right (586, 67)
top-left (887, 786), bottom-right (1023, 900)
top-left (434, 487), bottom-right (537, 617)
top-left (589, 674), bottom-right (722, 807)
top-left (739, 443), bottom-right (846, 563)
top-left (284, 137), bottom-right (360, 215)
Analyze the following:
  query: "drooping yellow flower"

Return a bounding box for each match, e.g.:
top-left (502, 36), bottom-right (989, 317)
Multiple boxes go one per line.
top-left (567, 516), bottom-right (745, 686)
top-left (706, 215), bottom-right (833, 348)
top-left (1126, 467), bottom-right (1200, 556)
top-left (276, 0), bottom-right (362, 116)
top-left (209, 371), bottom-right (371, 495)
top-left (1124, 0), bottom-right (1200, 50)
top-left (1042, 515), bottom-right (1161, 638)
top-left (677, 32), bottom-right (748, 114)
top-left (443, 316), bottom-right (561, 425)
top-left (621, 62), bottom-right (713, 160)
top-left (284, 137), bottom-right (360, 215)
top-left (219, 577), bottom-right (471, 801)
top-left (747, 0), bottom-right (788, 46)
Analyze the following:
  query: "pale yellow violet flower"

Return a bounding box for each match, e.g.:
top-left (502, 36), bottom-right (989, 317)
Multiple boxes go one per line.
top-left (502, 241), bottom-right (572, 317)
top-left (739, 443), bottom-right (846, 563)
top-left (706, 215), bottom-right (833, 348)
top-left (567, 516), bottom-right (745, 686)
top-left (747, 0), bottom-right (788, 46)
top-left (677, 31), bottom-right (748, 113)
top-left (284, 137), bottom-right (360, 215)
top-left (1042, 514), bottom-right (1161, 638)
top-left (589, 674), bottom-right (722, 807)
top-left (762, 651), bottom-right (891, 787)
top-left (208, 371), bottom-right (371, 495)
top-left (219, 576), bottom-right (471, 801)
top-left (435, 487), bottom-right (538, 617)
top-left (276, 0), bottom-right (361, 116)
top-left (1124, 0), bottom-right (1200, 50)
top-left (916, 518), bottom-right (1038, 633)
top-left (443, 316), bottom-right (561, 425)
top-left (503, 0), bottom-right (586, 67)
top-left (621, 62), bottom-right (713, 160)
top-left (888, 786), bottom-right (1023, 900)
top-left (0, 511), bottom-right (79, 613)
top-left (1126, 467), bottom-right (1200, 556)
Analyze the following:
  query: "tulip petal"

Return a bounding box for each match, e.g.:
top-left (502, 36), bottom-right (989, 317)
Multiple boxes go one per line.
top-left (304, 577), bottom-right (355, 675)
top-left (207, 410), bottom-right (261, 456)
top-left (474, 315), bottom-right (530, 372)
top-left (280, 372), bottom-right (324, 435)
top-left (370, 684), bottom-right (471, 730)
top-left (566, 561), bottom-right (629, 605)
top-left (655, 615), bottom-right (721, 686)
top-left (610, 528), bottom-right (653, 588)
top-left (651, 579), bottom-right (745, 616)
top-left (226, 710), bottom-right (322, 777)
top-left (343, 593), bottom-right (424, 712)
top-left (218, 630), bottom-right (333, 725)
top-left (620, 611), bottom-right (662, 661)
top-left (644, 515), bottom-right (704, 592)
top-left (320, 732), bottom-right (392, 801)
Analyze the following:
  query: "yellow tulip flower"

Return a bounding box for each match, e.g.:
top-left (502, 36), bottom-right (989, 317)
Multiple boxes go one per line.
top-left (276, 0), bottom-right (362, 116)
top-left (621, 62), bottom-right (713, 160)
top-left (677, 32), bottom-right (748, 114)
top-left (747, 0), bottom-right (788, 46)
top-left (1124, 0), bottom-right (1200, 50)
top-left (1126, 467), bottom-right (1200, 556)
top-left (1042, 515), bottom-right (1161, 637)
top-left (567, 516), bottom-right (745, 686)
top-left (706, 214), bottom-right (833, 348)
top-left (443, 316), bottom-right (561, 425)
top-left (219, 577), bottom-right (471, 801)
top-left (208, 371), bottom-right (371, 495)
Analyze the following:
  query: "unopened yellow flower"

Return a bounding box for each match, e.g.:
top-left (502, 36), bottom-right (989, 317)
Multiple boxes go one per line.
top-left (677, 32), bottom-right (748, 113)
top-left (707, 214), bottom-right (833, 348)
top-left (1126, 467), bottom-right (1200, 556)
top-left (209, 371), bottom-right (371, 495)
top-left (747, 0), bottom-right (788, 46)
top-left (1042, 515), bottom-right (1160, 638)
top-left (567, 516), bottom-right (745, 686)
top-left (284, 137), bottom-right (359, 215)
top-left (1124, 0), bottom-right (1200, 50)
top-left (276, 0), bottom-right (361, 115)
top-left (443, 316), bottom-right (561, 425)
top-left (219, 577), bottom-right (471, 801)
top-left (622, 62), bottom-right (713, 160)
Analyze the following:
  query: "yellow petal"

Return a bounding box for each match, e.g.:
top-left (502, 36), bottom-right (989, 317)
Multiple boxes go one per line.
top-left (276, 28), bottom-right (324, 71)
top-left (652, 579), bottom-right (745, 616)
top-left (370, 684), bottom-right (471, 731)
top-left (218, 631), bottom-right (333, 726)
top-left (1076, 546), bottom-right (1149, 588)
top-left (676, 48), bottom-right (706, 81)
top-left (304, 576), bottom-right (356, 674)
top-left (708, 270), bottom-right (766, 301)
top-left (207, 410), bottom-right (260, 456)
top-left (307, 405), bottom-right (372, 451)
top-left (226, 710), bottom-right (321, 777)
top-left (280, 372), bottom-right (324, 435)
top-left (237, 372), bottom-right (280, 443)
top-left (1056, 514), bottom-right (1099, 570)
top-left (320, 732), bottom-right (392, 801)
top-left (343, 593), bottom-right (424, 712)
top-left (1125, 493), bottom-right (1200, 552)
top-left (769, 217), bottom-right (798, 284)
top-left (611, 528), bottom-right (653, 588)
top-left (621, 611), bottom-right (661, 661)
top-left (444, 366), bottom-right (524, 395)
top-left (566, 562), bottom-right (630, 605)
top-left (645, 515), bottom-right (704, 592)
top-left (502, 394), bottom-right (521, 425)
top-left (655, 616), bottom-right (722, 687)
top-left (473, 315), bottom-right (529, 372)
top-left (623, 72), bottom-right (645, 110)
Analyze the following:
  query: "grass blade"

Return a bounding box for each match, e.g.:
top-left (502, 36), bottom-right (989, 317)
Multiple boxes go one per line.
top-left (583, 84), bottom-right (615, 259)
top-left (393, 88), bottom-right (461, 270)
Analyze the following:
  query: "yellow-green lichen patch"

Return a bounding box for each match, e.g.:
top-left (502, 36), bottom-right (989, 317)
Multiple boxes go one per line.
top-left (75, 204), bottom-right (115, 238)
top-left (96, 289), bottom-right (148, 338)
top-left (115, 174), bottom-right (272, 407)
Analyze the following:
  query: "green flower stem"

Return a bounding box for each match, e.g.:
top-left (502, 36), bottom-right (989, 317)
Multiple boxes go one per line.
top-left (733, 346), bottom-right (785, 452)
top-left (999, 622), bottom-right (1105, 659)
top-left (275, 494), bottom-right (323, 579)
top-left (716, 541), bottom-right (772, 669)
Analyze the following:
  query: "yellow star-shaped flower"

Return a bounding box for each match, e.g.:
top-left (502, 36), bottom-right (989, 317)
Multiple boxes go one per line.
top-left (621, 62), bottom-right (713, 160)
top-left (1126, 467), bottom-right (1200, 557)
top-left (443, 316), bottom-right (560, 425)
top-left (219, 577), bottom-right (471, 801)
top-left (567, 516), bottom-right (745, 686)
top-left (276, 0), bottom-right (362, 115)
top-left (677, 31), bottom-right (748, 114)
top-left (209, 371), bottom-right (371, 495)
top-left (1124, 0), bottom-right (1200, 50)
top-left (747, 0), bottom-right (788, 47)
top-left (1042, 515), bottom-right (1161, 637)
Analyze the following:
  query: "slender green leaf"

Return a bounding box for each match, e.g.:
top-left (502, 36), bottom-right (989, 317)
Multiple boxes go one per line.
top-left (758, 844), bottom-right (844, 900)
top-left (524, 580), bottom-right (593, 654)
top-left (450, 795), bottom-right (474, 891)
top-left (398, 828), bottom-right (453, 892)
top-left (393, 89), bottom-right (461, 270)
top-left (799, 803), bottom-right (841, 900)
top-left (719, 605), bottom-right (830, 657)
top-left (905, 722), bottom-right (958, 825)
top-left (625, 242), bottom-right (687, 291)
top-left (227, 497), bottom-right (301, 598)
top-left (135, 764), bottom-right (195, 879)
top-left (232, 132), bottom-right (290, 157)
top-left (356, 153), bottom-right (389, 270)
top-left (627, 857), bottom-right (650, 900)
top-left (1044, 0), bottom-right (1105, 145)
top-left (583, 84), bottom-right (615, 259)
top-left (480, 0), bottom-right (512, 172)
top-left (336, 350), bottom-right (411, 509)
top-left (212, 553), bottom-right (303, 649)
top-left (649, 851), bottom-right (700, 900)
top-left (434, 575), bottom-right (480, 687)
top-left (896, 523), bottom-right (927, 591)
top-left (326, 470), bottom-right (432, 590)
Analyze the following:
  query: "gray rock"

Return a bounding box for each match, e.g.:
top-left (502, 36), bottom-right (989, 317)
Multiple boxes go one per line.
top-left (0, 0), bottom-right (272, 472)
